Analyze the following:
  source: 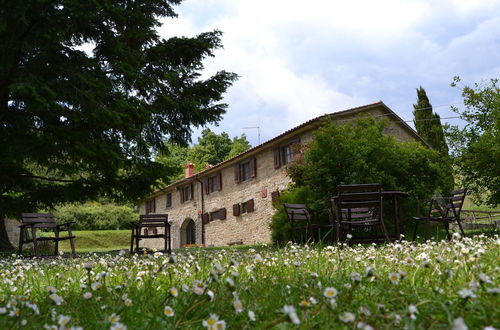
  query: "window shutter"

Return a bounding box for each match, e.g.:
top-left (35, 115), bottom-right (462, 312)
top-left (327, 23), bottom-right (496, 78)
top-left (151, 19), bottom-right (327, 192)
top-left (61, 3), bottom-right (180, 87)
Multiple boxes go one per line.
top-left (233, 203), bottom-right (241, 216)
top-left (250, 158), bottom-right (257, 178)
top-left (217, 173), bottom-right (222, 191)
top-left (202, 213), bottom-right (210, 224)
top-left (247, 199), bottom-right (255, 213)
top-left (234, 164), bottom-right (241, 183)
top-left (190, 184), bottom-right (194, 200)
top-left (153, 199), bottom-right (156, 213)
top-left (271, 190), bottom-right (280, 203)
top-left (273, 147), bottom-right (281, 169)
top-left (220, 208), bottom-right (227, 220)
top-left (204, 177), bottom-right (209, 195)
top-left (180, 189), bottom-right (184, 204)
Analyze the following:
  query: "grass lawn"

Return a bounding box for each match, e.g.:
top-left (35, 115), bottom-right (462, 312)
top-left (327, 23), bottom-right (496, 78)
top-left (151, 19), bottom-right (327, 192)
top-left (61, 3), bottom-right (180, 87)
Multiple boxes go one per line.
top-left (39, 229), bottom-right (130, 253)
top-left (0, 235), bottom-right (498, 329)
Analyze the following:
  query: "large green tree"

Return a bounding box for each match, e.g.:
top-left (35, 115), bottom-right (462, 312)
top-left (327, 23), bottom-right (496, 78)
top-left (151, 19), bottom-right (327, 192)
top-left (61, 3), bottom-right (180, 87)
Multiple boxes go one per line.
top-left (156, 129), bottom-right (251, 180)
top-left (413, 87), bottom-right (449, 155)
top-left (0, 0), bottom-right (237, 249)
top-left (447, 77), bottom-right (500, 206)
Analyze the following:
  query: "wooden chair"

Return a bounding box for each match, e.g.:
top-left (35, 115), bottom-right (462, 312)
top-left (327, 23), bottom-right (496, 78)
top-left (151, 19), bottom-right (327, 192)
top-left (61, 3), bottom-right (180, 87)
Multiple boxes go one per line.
top-left (412, 188), bottom-right (467, 241)
top-left (332, 183), bottom-right (390, 244)
top-left (18, 213), bottom-right (76, 257)
top-left (283, 203), bottom-right (334, 243)
top-left (130, 214), bottom-right (171, 254)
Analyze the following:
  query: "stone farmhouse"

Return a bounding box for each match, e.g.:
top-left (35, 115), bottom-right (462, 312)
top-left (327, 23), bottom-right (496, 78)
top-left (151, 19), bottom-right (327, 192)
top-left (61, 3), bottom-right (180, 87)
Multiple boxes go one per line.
top-left (139, 101), bottom-right (426, 250)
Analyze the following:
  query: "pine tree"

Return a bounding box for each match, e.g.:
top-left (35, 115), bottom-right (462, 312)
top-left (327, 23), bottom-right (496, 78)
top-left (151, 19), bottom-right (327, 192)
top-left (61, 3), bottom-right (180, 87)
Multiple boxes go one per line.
top-left (413, 87), bottom-right (449, 155)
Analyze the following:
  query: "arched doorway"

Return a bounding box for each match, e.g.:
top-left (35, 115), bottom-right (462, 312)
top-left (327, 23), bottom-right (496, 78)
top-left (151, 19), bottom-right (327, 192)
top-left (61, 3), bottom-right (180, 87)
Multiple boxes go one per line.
top-left (180, 218), bottom-right (196, 246)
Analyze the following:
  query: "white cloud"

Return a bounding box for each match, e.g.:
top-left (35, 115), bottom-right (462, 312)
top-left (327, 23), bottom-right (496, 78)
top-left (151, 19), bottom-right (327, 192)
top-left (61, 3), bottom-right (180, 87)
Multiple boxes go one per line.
top-left (158, 0), bottom-right (500, 145)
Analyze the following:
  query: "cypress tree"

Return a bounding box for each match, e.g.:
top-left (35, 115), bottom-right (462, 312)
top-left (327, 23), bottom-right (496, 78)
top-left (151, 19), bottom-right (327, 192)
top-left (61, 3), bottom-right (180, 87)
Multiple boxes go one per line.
top-left (413, 87), bottom-right (449, 155)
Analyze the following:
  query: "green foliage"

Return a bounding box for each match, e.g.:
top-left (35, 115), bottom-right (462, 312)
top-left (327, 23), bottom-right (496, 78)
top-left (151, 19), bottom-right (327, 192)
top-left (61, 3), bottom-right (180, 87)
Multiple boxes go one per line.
top-left (188, 129), bottom-right (234, 172)
top-left (271, 117), bottom-right (451, 242)
top-left (50, 202), bottom-right (137, 230)
top-left (155, 142), bottom-right (190, 184)
top-left (0, 0), bottom-right (237, 222)
top-left (413, 87), bottom-right (450, 155)
top-left (270, 186), bottom-right (314, 244)
top-left (156, 129), bottom-right (251, 181)
top-left (228, 134), bottom-right (252, 159)
top-left (447, 77), bottom-right (500, 207)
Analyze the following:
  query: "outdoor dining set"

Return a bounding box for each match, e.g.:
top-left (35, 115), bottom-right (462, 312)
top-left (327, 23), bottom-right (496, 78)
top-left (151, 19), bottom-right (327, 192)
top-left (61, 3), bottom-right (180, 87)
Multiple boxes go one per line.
top-left (284, 183), bottom-right (467, 245)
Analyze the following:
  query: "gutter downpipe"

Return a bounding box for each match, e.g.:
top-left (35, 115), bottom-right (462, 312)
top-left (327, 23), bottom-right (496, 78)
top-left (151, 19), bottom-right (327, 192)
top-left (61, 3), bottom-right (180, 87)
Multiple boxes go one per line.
top-left (195, 176), bottom-right (205, 245)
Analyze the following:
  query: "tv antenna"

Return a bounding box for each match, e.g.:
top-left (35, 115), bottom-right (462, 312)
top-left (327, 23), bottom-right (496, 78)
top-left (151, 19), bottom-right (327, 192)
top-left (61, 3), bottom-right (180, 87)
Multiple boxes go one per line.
top-left (242, 126), bottom-right (261, 145)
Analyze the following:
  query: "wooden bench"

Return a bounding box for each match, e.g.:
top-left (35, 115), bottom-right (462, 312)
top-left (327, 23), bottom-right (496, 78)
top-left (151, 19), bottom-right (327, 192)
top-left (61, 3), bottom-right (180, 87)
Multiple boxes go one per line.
top-left (19, 213), bottom-right (76, 257)
top-left (130, 214), bottom-right (171, 254)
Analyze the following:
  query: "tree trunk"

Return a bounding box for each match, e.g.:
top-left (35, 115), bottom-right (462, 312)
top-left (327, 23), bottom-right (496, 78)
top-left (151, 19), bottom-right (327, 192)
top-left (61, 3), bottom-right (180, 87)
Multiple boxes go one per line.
top-left (0, 204), bottom-right (16, 251)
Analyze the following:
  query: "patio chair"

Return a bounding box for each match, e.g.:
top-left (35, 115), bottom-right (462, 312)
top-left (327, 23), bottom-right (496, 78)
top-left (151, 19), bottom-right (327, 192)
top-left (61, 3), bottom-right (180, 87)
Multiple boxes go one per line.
top-left (283, 203), bottom-right (334, 243)
top-left (18, 213), bottom-right (76, 257)
top-left (332, 183), bottom-right (390, 245)
top-left (130, 214), bottom-right (171, 254)
top-left (412, 188), bottom-right (467, 241)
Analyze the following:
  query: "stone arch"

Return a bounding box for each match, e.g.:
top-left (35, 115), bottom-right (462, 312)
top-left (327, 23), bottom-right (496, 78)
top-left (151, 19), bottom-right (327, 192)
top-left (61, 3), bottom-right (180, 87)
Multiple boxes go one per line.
top-left (180, 218), bottom-right (196, 246)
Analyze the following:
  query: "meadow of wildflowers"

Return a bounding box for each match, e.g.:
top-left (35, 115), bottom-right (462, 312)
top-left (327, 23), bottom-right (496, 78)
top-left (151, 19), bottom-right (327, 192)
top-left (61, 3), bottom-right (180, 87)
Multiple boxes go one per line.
top-left (0, 234), bottom-right (498, 329)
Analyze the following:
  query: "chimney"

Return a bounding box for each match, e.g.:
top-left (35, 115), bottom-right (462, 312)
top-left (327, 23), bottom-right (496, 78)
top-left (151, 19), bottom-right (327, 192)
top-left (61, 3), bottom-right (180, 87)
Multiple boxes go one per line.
top-left (185, 163), bottom-right (195, 178)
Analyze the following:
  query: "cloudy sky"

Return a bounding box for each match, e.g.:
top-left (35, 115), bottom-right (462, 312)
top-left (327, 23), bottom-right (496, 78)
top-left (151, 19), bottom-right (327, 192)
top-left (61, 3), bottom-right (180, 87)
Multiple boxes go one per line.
top-left (158, 0), bottom-right (500, 146)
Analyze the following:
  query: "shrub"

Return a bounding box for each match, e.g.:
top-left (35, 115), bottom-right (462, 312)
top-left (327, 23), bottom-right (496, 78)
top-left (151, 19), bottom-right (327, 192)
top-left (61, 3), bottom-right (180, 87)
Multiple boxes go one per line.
top-left (51, 202), bottom-right (137, 230)
top-left (270, 116), bottom-right (451, 243)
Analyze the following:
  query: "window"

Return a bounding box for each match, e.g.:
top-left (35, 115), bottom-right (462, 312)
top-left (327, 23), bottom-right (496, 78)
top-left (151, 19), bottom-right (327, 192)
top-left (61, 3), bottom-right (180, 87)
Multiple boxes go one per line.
top-left (180, 184), bottom-right (193, 203)
top-left (234, 158), bottom-right (256, 183)
top-left (165, 193), bottom-right (172, 208)
top-left (210, 208), bottom-right (227, 221)
top-left (205, 173), bottom-right (222, 194)
top-left (145, 199), bottom-right (156, 214)
top-left (241, 161), bottom-right (251, 181)
top-left (282, 144), bottom-right (293, 165)
top-left (233, 199), bottom-right (254, 216)
top-left (274, 138), bottom-right (301, 169)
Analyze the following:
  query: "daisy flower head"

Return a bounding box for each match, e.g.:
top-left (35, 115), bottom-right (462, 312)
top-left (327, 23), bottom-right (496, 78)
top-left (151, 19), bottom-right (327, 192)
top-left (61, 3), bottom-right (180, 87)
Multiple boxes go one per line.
top-left (202, 314), bottom-right (220, 329)
top-left (299, 299), bottom-right (310, 309)
top-left (339, 311), bottom-right (356, 323)
top-left (451, 317), bottom-right (468, 330)
top-left (169, 287), bottom-right (178, 297)
top-left (388, 272), bottom-right (401, 285)
top-left (323, 287), bottom-right (338, 298)
top-left (350, 272), bottom-right (362, 283)
top-left (248, 310), bottom-right (256, 322)
top-left (49, 293), bottom-right (64, 305)
top-left (83, 292), bottom-right (92, 300)
top-left (164, 306), bottom-right (174, 317)
top-left (233, 297), bottom-right (243, 313)
top-left (458, 289), bottom-right (477, 299)
top-left (57, 315), bottom-right (71, 327)
top-left (282, 305), bottom-right (300, 325)
top-left (110, 322), bottom-right (127, 330)
top-left (404, 257), bottom-right (415, 266)
top-left (108, 313), bottom-right (120, 323)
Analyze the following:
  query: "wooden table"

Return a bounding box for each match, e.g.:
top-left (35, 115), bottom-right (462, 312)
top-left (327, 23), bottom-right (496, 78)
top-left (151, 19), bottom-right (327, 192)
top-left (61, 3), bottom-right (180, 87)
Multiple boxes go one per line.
top-left (332, 190), bottom-right (409, 241)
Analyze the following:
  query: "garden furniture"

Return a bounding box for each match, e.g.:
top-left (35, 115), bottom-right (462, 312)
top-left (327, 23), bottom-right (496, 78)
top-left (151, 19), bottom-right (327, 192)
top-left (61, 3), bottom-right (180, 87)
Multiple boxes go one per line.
top-left (18, 213), bottom-right (76, 257)
top-left (411, 188), bottom-right (467, 241)
top-left (332, 183), bottom-right (390, 244)
top-left (283, 203), bottom-right (334, 243)
top-left (130, 214), bottom-right (171, 254)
